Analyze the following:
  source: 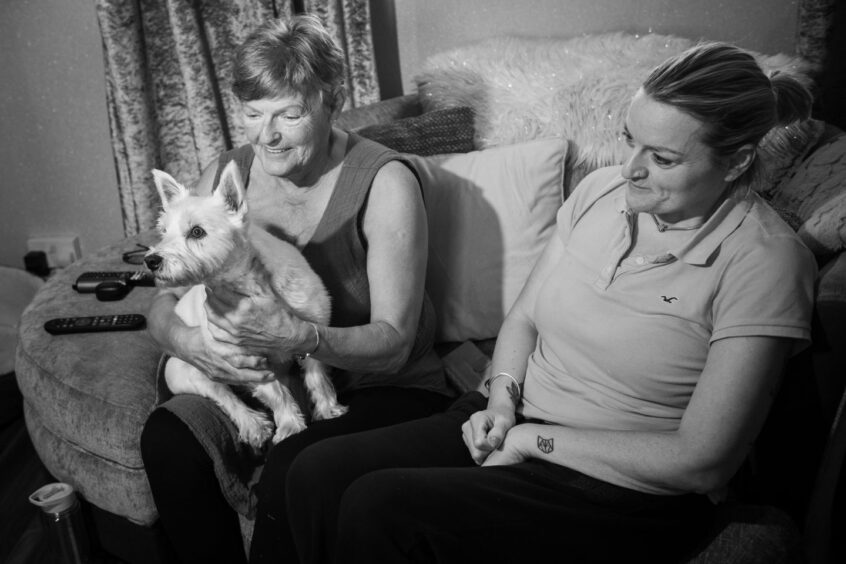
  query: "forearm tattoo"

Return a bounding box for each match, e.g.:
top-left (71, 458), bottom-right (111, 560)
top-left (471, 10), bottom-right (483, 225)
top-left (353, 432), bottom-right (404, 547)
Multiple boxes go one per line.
top-left (537, 435), bottom-right (554, 454)
top-left (507, 381), bottom-right (521, 405)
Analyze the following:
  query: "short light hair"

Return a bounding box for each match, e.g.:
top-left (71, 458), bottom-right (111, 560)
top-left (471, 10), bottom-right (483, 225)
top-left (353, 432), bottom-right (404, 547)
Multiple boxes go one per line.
top-left (232, 14), bottom-right (345, 108)
top-left (642, 42), bottom-right (812, 186)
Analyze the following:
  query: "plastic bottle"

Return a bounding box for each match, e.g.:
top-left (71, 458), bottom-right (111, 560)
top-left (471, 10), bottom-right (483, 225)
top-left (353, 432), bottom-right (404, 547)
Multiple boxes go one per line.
top-left (29, 482), bottom-right (91, 563)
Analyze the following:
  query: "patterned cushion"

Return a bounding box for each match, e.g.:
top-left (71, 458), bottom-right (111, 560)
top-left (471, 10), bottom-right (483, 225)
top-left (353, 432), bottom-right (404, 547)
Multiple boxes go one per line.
top-left (355, 106), bottom-right (475, 156)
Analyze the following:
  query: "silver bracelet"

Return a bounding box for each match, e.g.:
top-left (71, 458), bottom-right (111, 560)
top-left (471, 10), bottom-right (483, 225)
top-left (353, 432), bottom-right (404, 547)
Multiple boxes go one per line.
top-left (294, 322), bottom-right (320, 360)
top-left (484, 371), bottom-right (521, 392)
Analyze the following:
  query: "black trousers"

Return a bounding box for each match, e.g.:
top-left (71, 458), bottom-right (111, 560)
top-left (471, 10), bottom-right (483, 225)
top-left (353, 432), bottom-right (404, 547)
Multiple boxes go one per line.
top-left (287, 392), bottom-right (717, 564)
top-left (140, 386), bottom-right (451, 564)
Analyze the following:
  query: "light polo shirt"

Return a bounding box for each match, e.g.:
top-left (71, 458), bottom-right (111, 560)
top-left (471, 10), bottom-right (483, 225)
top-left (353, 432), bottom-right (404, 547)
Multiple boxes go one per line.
top-left (521, 166), bottom-right (816, 475)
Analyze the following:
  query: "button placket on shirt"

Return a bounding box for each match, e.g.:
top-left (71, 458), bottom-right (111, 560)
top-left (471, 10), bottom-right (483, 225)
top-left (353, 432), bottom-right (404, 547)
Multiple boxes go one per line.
top-left (618, 252), bottom-right (674, 275)
top-left (596, 212), bottom-right (677, 288)
top-left (595, 211), bottom-right (635, 289)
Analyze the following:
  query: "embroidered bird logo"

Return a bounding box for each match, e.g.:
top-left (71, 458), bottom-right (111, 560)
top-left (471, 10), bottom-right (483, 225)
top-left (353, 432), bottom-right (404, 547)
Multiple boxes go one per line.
top-left (661, 296), bottom-right (678, 303)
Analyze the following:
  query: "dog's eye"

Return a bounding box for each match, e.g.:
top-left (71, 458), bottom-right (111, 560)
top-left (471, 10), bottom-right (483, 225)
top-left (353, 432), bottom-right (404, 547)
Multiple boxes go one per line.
top-left (188, 226), bottom-right (206, 239)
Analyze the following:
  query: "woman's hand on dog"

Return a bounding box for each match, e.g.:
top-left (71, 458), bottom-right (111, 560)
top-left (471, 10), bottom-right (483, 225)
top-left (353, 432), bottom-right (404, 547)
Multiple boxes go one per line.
top-left (204, 286), bottom-right (310, 358)
top-left (184, 323), bottom-right (275, 385)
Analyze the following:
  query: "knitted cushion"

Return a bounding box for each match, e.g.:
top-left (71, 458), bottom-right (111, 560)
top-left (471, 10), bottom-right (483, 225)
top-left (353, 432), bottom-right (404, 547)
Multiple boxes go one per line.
top-left (757, 119), bottom-right (826, 233)
top-left (765, 130), bottom-right (846, 255)
top-left (355, 106), bottom-right (475, 156)
top-left (758, 119), bottom-right (827, 199)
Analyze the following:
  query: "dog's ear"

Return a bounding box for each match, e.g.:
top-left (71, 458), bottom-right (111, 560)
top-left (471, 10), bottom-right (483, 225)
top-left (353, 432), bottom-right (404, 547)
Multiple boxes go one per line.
top-left (151, 169), bottom-right (188, 209)
top-left (215, 160), bottom-right (247, 217)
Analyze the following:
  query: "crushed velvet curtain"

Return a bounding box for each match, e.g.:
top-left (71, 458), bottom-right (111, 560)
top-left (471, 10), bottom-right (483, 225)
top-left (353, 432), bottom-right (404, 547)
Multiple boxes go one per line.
top-left (93, 0), bottom-right (380, 236)
top-left (796, 0), bottom-right (844, 128)
top-left (797, 0), bottom-right (836, 70)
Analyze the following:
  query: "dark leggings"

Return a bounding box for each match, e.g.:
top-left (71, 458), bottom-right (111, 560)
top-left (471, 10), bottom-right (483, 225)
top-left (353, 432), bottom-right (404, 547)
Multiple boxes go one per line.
top-left (287, 392), bottom-right (717, 564)
top-left (140, 386), bottom-right (450, 564)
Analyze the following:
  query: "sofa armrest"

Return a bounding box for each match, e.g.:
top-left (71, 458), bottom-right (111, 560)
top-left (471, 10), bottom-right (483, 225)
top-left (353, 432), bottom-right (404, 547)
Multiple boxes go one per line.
top-left (336, 94), bottom-right (423, 131)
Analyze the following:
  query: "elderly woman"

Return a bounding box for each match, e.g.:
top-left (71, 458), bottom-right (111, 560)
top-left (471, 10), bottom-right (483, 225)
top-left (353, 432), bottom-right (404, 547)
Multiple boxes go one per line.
top-left (283, 42), bottom-right (817, 563)
top-left (139, 15), bottom-right (451, 564)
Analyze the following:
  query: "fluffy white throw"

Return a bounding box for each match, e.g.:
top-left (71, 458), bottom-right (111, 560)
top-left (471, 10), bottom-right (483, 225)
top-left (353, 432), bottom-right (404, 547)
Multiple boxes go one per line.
top-left (415, 33), bottom-right (813, 173)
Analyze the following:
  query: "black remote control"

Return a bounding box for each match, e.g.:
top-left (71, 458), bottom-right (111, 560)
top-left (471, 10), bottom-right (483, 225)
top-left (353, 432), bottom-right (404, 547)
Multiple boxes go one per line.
top-left (73, 271), bottom-right (155, 292)
top-left (44, 314), bottom-right (147, 335)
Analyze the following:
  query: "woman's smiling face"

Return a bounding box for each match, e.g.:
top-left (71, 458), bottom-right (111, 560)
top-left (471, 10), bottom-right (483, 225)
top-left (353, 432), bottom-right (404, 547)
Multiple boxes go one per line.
top-left (240, 91), bottom-right (333, 184)
top-left (621, 88), bottom-right (733, 224)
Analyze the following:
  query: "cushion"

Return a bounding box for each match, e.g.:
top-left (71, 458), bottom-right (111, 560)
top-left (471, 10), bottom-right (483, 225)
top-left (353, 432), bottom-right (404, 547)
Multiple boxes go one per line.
top-left (685, 504), bottom-right (801, 563)
top-left (758, 119), bottom-right (826, 199)
top-left (408, 137), bottom-right (568, 342)
top-left (766, 131), bottom-right (846, 255)
top-left (354, 106), bottom-right (475, 156)
top-left (414, 33), bottom-right (813, 178)
top-left (335, 94), bottom-right (422, 131)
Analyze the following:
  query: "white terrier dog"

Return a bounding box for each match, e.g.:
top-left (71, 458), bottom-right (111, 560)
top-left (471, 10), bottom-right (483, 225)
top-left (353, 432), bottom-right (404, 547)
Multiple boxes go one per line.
top-left (144, 161), bottom-right (347, 447)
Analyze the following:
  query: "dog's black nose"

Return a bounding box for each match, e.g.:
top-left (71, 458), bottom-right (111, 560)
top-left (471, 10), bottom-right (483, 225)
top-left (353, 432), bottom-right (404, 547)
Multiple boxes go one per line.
top-left (144, 254), bottom-right (163, 272)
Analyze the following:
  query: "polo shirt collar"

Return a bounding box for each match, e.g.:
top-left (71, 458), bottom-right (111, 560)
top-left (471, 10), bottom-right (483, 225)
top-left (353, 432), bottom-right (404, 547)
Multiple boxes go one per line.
top-left (614, 188), bottom-right (753, 265)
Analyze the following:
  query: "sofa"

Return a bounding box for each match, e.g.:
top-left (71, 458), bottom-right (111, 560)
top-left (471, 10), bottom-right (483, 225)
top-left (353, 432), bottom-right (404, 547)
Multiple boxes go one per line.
top-left (15, 32), bottom-right (846, 563)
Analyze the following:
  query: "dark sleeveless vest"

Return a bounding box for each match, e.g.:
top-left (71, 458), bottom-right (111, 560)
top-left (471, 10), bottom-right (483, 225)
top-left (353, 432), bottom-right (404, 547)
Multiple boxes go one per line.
top-left (212, 135), bottom-right (447, 394)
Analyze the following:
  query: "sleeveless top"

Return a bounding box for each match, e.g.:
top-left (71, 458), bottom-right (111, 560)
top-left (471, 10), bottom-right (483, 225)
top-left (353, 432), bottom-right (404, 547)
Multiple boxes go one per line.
top-left (212, 134), bottom-right (448, 395)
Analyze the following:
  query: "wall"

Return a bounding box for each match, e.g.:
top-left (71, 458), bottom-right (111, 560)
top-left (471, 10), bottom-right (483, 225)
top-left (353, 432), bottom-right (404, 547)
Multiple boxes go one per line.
top-left (0, 0), bottom-right (122, 269)
top-left (394, 0), bottom-right (799, 94)
top-left (0, 0), bottom-right (799, 269)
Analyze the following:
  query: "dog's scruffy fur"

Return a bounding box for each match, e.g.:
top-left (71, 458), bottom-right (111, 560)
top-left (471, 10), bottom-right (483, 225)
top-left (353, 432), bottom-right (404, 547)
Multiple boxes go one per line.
top-left (145, 161), bottom-right (346, 447)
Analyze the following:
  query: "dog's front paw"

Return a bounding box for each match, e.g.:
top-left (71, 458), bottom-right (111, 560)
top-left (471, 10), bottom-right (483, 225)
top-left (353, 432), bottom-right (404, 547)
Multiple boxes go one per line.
top-left (313, 401), bottom-right (348, 421)
top-left (235, 408), bottom-right (274, 448)
top-left (272, 412), bottom-right (307, 444)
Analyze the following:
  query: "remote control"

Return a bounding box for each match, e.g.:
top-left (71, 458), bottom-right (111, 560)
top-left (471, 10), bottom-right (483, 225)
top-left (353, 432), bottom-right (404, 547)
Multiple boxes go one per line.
top-left (73, 271), bottom-right (155, 292)
top-left (44, 314), bottom-right (147, 335)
